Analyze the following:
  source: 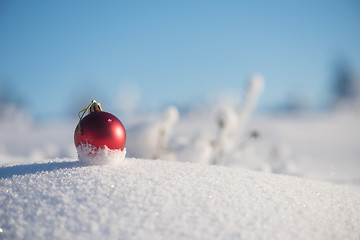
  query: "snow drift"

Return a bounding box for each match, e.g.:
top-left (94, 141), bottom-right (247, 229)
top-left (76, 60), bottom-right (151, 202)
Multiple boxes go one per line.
top-left (1, 158), bottom-right (359, 240)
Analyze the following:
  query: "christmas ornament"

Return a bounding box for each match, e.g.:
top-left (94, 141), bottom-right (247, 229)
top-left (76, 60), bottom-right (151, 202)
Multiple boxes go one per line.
top-left (74, 100), bottom-right (126, 160)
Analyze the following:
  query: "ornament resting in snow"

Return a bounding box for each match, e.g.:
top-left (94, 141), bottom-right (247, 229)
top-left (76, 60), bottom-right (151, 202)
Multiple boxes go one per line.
top-left (74, 100), bottom-right (126, 165)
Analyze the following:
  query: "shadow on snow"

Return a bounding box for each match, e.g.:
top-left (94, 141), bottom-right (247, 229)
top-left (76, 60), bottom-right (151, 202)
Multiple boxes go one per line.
top-left (0, 161), bottom-right (82, 179)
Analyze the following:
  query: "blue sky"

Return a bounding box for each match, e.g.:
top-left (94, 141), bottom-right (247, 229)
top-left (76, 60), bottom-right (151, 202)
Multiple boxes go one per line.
top-left (1, 0), bottom-right (360, 119)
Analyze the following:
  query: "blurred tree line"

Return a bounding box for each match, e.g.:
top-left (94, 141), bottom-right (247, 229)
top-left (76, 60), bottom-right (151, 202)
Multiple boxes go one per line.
top-left (332, 59), bottom-right (360, 106)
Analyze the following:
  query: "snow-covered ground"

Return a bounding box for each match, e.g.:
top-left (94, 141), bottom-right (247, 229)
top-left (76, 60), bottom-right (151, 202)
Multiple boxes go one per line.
top-left (1, 87), bottom-right (360, 239)
top-left (1, 158), bottom-right (359, 240)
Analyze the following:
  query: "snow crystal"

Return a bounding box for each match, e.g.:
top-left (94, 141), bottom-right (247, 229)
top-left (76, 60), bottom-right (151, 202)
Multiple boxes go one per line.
top-left (76, 143), bottom-right (126, 165)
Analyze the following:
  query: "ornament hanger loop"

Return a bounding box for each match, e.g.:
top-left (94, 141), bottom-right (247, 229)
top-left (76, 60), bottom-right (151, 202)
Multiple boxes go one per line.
top-left (77, 100), bottom-right (102, 134)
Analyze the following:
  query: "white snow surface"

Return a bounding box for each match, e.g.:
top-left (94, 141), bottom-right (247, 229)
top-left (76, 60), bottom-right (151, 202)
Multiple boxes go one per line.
top-left (1, 157), bottom-right (359, 240)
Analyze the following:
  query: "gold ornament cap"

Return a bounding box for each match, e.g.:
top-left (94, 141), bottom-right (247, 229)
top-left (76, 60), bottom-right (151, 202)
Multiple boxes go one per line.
top-left (89, 100), bottom-right (102, 113)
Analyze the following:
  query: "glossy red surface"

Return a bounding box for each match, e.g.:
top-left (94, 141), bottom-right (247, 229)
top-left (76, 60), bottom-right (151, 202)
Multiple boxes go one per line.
top-left (74, 111), bottom-right (126, 150)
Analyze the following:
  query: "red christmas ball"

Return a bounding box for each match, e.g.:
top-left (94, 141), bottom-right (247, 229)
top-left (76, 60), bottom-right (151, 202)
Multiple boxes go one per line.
top-left (74, 111), bottom-right (126, 150)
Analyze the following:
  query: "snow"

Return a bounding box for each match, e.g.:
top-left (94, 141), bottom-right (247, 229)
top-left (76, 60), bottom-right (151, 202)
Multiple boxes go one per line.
top-left (76, 143), bottom-right (127, 165)
top-left (1, 158), bottom-right (359, 240)
top-left (1, 75), bottom-right (360, 239)
top-left (126, 106), bottom-right (179, 159)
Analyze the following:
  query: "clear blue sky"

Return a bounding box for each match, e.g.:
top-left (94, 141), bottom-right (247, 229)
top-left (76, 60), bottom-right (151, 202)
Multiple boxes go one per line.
top-left (1, 0), bottom-right (360, 119)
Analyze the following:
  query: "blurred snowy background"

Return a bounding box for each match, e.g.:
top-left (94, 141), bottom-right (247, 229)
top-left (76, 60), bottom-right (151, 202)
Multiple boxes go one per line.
top-left (1, 0), bottom-right (360, 183)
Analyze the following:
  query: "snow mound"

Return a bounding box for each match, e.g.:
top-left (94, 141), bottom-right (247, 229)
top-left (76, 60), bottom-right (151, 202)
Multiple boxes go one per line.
top-left (0, 158), bottom-right (359, 240)
top-left (76, 143), bottom-right (126, 165)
